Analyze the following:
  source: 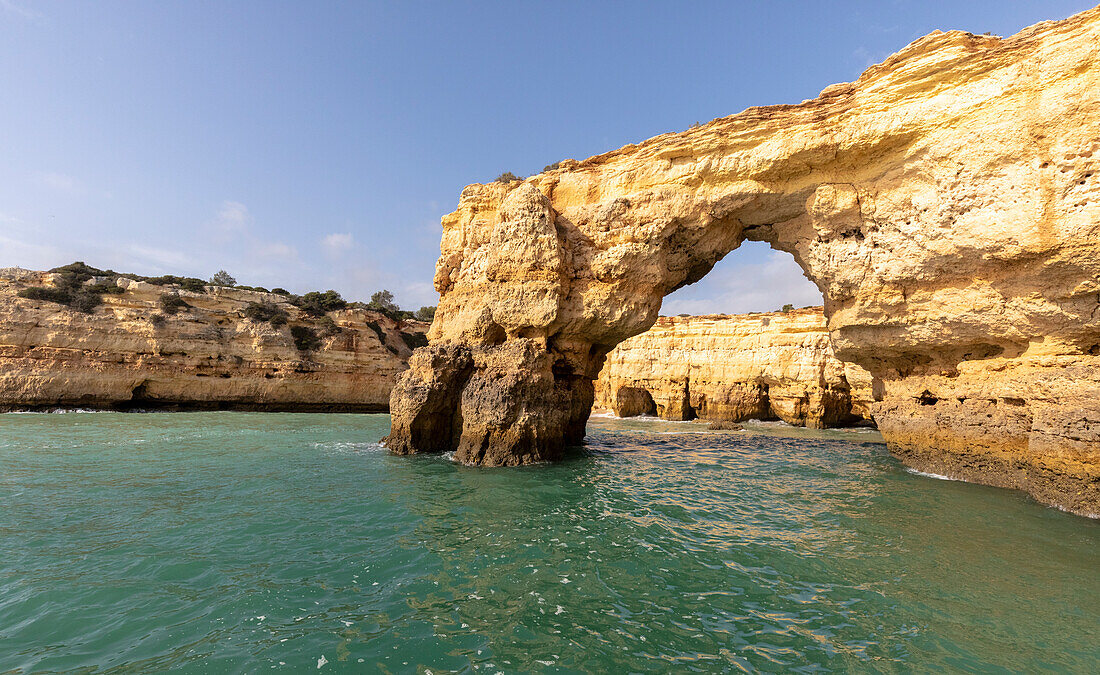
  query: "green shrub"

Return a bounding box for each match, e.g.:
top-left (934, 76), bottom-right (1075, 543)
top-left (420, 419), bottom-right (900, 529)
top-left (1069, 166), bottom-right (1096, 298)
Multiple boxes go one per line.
top-left (271, 288), bottom-right (290, 296)
top-left (291, 290), bottom-right (347, 317)
top-left (146, 275), bottom-right (207, 293)
top-left (50, 264), bottom-right (103, 292)
top-left (542, 162), bottom-right (561, 172)
top-left (69, 292), bottom-right (102, 314)
top-left (244, 301), bottom-right (288, 326)
top-left (56, 272), bottom-right (91, 290)
top-left (160, 293), bottom-right (189, 315)
top-left (414, 306), bottom-right (436, 322)
top-left (180, 278), bottom-right (207, 293)
top-left (48, 261), bottom-right (108, 277)
top-left (87, 282), bottom-right (124, 295)
top-left (210, 270), bottom-right (236, 286)
top-left (19, 263), bottom-right (118, 314)
top-left (495, 172), bottom-right (523, 183)
top-left (150, 313), bottom-right (167, 327)
top-left (290, 325), bottom-right (321, 352)
top-left (316, 315), bottom-right (341, 337)
top-left (368, 289), bottom-right (398, 313)
top-left (18, 286), bottom-right (73, 305)
top-left (781, 304), bottom-right (794, 312)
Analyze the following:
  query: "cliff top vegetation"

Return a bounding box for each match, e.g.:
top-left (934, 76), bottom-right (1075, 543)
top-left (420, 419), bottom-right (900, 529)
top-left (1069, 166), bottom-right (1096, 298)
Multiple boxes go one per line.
top-left (13, 261), bottom-right (436, 323)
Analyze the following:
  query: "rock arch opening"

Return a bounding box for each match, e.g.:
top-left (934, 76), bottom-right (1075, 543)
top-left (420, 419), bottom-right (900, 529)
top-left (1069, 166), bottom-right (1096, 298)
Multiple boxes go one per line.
top-left (385, 11), bottom-right (1100, 515)
top-left (592, 243), bottom-right (873, 429)
top-left (661, 241), bottom-right (822, 318)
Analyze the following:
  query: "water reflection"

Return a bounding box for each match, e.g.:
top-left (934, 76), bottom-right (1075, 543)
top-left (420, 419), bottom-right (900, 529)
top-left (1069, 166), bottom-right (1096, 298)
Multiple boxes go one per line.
top-left (0, 411), bottom-right (1096, 672)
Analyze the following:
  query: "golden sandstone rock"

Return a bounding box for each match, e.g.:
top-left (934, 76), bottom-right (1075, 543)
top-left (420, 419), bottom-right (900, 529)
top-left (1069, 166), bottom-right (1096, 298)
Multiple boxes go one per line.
top-left (0, 269), bottom-right (425, 412)
top-left (386, 7), bottom-right (1100, 516)
top-left (593, 308), bottom-right (874, 428)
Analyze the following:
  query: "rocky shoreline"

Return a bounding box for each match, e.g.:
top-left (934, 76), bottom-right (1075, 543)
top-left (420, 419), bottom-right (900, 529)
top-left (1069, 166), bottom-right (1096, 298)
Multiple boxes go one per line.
top-left (0, 267), bottom-right (427, 413)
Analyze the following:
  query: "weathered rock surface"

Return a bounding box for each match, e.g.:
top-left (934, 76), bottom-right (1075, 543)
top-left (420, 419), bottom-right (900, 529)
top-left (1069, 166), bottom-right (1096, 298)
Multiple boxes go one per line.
top-left (0, 269), bottom-right (427, 411)
top-left (386, 9), bottom-right (1100, 516)
top-left (593, 308), bottom-right (874, 428)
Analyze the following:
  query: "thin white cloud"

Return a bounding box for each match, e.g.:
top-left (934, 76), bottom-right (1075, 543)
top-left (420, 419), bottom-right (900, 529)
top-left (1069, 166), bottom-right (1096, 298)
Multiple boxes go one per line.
top-left (255, 242), bottom-right (298, 260)
top-left (31, 171), bottom-right (112, 199)
top-left (0, 232), bottom-right (64, 271)
top-left (34, 171), bottom-right (84, 194)
top-left (400, 280), bottom-right (438, 308)
top-left (661, 248), bottom-right (822, 316)
top-left (853, 46), bottom-right (890, 70)
top-left (188, 200), bottom-right (304, 283)
top-left (0, 0), bottom-right (42, 20)
top-left (1, 200), bottom-right (429, 308)
top-left (321, 232), bottom-right (354, 255)
top-left (123, 244), bottom-right (195, 271)
top-left (213, 200), bottom-right (252, 234)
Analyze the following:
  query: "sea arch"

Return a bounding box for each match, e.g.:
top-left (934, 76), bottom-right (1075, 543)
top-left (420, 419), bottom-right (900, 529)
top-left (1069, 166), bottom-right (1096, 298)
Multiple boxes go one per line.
top-left (385, 11), bottom-right (1100, 516)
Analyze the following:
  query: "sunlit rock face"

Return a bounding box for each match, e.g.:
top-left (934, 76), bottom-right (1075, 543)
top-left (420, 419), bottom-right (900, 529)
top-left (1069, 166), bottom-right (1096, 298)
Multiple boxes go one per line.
top-left (386, 8), bottom-right (1100, 515)
top-left (0, 269), bottom-right (426, 412)
top-left (593, 308), bottom-right (874, 429)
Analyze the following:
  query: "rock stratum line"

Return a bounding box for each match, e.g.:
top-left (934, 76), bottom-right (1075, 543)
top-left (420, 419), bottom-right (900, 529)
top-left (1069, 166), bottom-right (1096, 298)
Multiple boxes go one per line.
top-left (386, 8), bottom-right (1100, 515)
top-left (0, 269), bottom-right (426, 412)
top-left (594, 308), bottom-right (875, 429)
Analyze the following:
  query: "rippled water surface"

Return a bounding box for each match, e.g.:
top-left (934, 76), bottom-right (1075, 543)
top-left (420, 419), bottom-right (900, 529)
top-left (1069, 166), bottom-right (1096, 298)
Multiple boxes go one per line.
top-left (1, 412), bottom-right (1097, 673)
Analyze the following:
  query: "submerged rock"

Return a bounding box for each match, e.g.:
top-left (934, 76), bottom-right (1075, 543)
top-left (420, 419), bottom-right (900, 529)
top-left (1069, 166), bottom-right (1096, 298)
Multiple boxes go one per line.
top-left (706, 421), bottom-right (744, 431)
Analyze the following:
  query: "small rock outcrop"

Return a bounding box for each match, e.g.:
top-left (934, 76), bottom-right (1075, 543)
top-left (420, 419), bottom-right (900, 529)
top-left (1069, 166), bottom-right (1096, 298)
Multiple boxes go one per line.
top-left (0, 270), bottom-right (427, 411)
top-left (385, 9), bottom-right (1100, 516)
top-left (593, 308), bottom-right (874, 428)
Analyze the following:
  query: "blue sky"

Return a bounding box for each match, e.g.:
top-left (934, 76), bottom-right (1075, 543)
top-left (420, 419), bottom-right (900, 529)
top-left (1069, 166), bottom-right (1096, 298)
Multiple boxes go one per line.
top-left (0, 1), bottom-right (1091, 313)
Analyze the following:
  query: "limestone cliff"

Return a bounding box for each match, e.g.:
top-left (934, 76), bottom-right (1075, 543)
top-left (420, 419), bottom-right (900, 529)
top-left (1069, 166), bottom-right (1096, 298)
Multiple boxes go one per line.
top-left (386, 7), bottom-right (1100, 516)
top-left (0, 268), bottom-right (426, 411)
top-left (594, 308), bottom-right (874, 428)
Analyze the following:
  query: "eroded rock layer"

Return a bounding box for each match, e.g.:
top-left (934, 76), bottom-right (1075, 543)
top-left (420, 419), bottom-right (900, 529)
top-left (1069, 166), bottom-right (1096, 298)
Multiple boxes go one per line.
top-left (593, 308), bottom-right (874, 428)
top-left (0, 269), bottom-right (426, 411)
top-left (386, 8), bottom-right (1100, 515)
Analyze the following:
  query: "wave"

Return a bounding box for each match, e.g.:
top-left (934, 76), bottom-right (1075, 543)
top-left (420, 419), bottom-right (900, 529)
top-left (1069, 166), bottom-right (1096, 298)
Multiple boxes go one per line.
top-left (310, 441), bottom-right (384, 454)
top-left (1, 408), bottom-right (111, 414)
top-left (905, 468), bottom-right (960, 481)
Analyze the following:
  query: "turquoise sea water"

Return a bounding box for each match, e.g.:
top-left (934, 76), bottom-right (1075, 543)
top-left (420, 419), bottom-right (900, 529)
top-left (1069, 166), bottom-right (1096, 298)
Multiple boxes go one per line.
top-left (0, 412), bottom-right (1097, 673)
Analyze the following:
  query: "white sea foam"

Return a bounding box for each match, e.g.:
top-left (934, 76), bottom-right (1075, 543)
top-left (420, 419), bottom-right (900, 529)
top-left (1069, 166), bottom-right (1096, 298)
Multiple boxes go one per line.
top-left (1051, 502), bottom-right (1099, 519)
top-left (310, 441), bottom-right (382, 454)
top-left (741, 419), bottom-right (795, 428)
top-left (905, 468), bottom-right (960, 482)
top-left (653, 430), bottom-right (714, 435)
top-left (3, 408), bottom-right (108, 414)
top-left (591, 412), bottom-right (700, 425)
